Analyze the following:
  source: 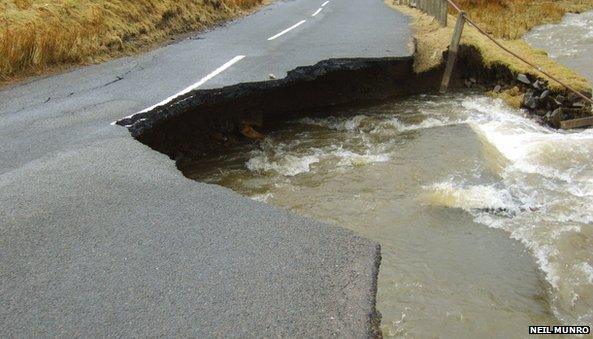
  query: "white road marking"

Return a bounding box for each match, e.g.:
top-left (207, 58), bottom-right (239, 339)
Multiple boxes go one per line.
top-left (312, 8), bottom-right (323, 16)
top-left (321, 1), bottom-right (330, 7)
top-left (267, 20), bottom-right (306, 40)
top-left (112, 55), bottom-right (245, 125)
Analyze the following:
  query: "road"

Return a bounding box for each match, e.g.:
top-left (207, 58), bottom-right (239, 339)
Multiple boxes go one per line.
top-left (0, 0), bottom-right (411, 336)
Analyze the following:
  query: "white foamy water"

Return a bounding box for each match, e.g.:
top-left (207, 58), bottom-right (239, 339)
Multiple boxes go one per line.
top-left (421, 95), bottom-right (593, 325)
top-left (424, 181), bottom-right (518, 212)
top-left (245, 126), bottom-right (393, 176)
top-left (525, 11), bottom-right (593, 59)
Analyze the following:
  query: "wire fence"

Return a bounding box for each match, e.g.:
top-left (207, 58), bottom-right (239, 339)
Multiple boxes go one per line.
top-left (398, 0), bottom-right (593, 105)
top-left (443, 0), bottom-right (593, 105)
top-left (396, 0), bottom-right (447, 26)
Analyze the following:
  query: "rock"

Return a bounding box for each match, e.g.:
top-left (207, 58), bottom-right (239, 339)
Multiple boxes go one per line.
top-left (464, 79), bottom-right (473, 88)
top-left (540, 90), bottom-right (550, 100)
top-left (546, 108), bottom-right (563, 128)
top-left (568, 92), bottom-right (581, 102)
top-left (493, 85), bottom-right (502, 93)
top-left (572, 101), bottom-right (586, 108)
top-left (533, 80), bottom-right (542, 90)
top-left (531, 100), bottom-right (539, 110)
top-left (522, 90), bottom-right (532, 106)
top-left (563, 108), bottom-right (585, 120)
top-left (517, 73), bottom-right (531, 85)
top-left (470, 77), bottom-right (477, 83)
top-left (210, 132), bottom-right (228, 142)
top-left (556, 95), bottom-right (566, 104)
top-left (523, 90), bottom-right (539, 109)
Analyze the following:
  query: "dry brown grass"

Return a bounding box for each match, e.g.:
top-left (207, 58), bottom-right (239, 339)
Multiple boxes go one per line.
top-left (0, 0), bottom-right (264, 81)
top-left (454, 0), bottom-right (593, 39)
top-left (388, 1), bottom-right (591, 96)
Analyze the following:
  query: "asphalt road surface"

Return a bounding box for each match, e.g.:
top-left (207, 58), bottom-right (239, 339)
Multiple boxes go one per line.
top-left (0, 0), bottom-right (412, 336)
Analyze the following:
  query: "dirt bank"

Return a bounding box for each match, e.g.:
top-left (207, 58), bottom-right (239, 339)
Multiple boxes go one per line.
top-left (118, 45), bottom-right (542, 163)
top-left (388, 1), bottom-right (592, 128)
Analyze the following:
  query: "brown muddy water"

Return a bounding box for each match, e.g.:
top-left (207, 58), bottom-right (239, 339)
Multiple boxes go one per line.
top-left (185, 92), bottom-right (593, 337)
top-left (184, 13), bottom-right (593, 337)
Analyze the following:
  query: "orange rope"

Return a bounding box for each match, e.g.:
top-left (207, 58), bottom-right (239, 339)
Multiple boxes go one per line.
top-left (443, 0), bottom-right (593, 105)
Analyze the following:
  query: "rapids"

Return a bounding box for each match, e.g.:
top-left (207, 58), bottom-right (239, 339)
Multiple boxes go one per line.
top-left (184, 11), bottom-right (593, 336)
top-left (186, 92), bottom-right (593, 336)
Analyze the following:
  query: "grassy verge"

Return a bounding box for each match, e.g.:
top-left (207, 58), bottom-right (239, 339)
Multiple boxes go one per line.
top-left (387, 0), bottom-right (592, 104)
top-left (0, 0), bottom-right (264, 82)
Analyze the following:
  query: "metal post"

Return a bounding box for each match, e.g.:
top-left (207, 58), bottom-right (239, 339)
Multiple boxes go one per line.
top-left (440, 11), bottom-right (465, 93)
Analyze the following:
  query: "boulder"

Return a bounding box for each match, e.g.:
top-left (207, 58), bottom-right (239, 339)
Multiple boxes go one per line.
top-left (546, 108), bottom-right (563, 128)
top-left (523, 90), bottom-right (539, 109)
top-left (517, 73), bottom-right (531, 85)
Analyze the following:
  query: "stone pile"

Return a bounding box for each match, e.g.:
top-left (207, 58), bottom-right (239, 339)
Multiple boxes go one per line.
top-left (515, 73), bottom-right (591, 128)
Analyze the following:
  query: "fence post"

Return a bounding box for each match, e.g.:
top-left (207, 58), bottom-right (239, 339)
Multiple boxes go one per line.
top-left (439, 0), bottom-right (448, 27)
top-left (440, 11), bottom-right (465, 93)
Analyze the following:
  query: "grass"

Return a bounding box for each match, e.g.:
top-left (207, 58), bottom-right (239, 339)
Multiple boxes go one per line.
top-left (388, 0), bottom-right (592, 97)
top-left (0, 0), bottom-right (264, 82)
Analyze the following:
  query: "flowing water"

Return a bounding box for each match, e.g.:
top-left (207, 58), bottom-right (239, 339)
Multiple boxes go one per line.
top-left (185, 13), bottom-right (593, 337)
top-left (186, 93), bottom-right (592, 336)
top-left (525, 10), bottom-right (593, 83)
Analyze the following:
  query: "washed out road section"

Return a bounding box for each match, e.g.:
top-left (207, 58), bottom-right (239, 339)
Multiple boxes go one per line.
top-left (0, 0), bottom-right (410, 172)
top-left (0, 0), bottom-right (412, 336)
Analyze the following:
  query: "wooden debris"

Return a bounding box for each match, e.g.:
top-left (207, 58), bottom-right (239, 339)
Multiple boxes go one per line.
top-left (440, 11), bottom-right (465, 93)
top-left (560, 116), bottom-right (593, 130)
top-left (240, 123), bottom-right (265, 140)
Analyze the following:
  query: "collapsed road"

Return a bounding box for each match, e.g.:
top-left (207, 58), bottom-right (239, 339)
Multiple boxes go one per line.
top-left (0, 0), bottom-right (412, 336)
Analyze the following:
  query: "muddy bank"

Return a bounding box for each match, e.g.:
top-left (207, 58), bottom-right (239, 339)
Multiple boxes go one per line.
top-left (120, 57), bottom-right (424, 159)
top-left (389, 3), bottom-right (593, 127)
